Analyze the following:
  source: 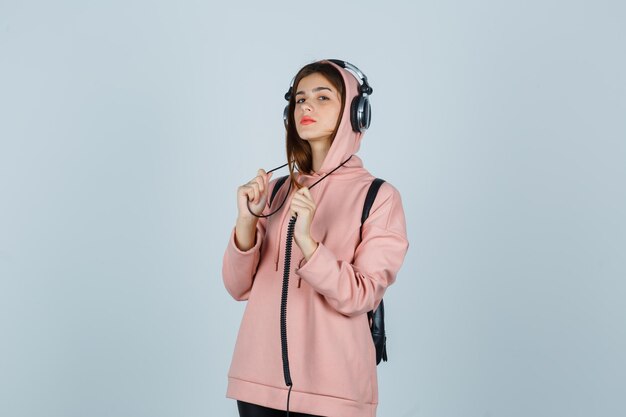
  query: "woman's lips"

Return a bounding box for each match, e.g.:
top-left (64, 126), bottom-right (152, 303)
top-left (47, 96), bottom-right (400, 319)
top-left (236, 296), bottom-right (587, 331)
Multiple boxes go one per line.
top-left (300, 117), bottom-right (316, 125)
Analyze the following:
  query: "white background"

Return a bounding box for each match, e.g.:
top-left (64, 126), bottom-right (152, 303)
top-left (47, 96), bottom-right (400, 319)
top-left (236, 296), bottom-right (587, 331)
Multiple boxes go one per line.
top-left (1, 1), bottom-right (624, 416)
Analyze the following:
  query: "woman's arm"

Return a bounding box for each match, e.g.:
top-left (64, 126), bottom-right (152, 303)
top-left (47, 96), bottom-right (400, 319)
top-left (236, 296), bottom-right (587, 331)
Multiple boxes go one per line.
top-left (235, 217), bottom-right (259, 251)
top-left (295, 183), bottom-right (409, 316)
top-left (222, 170), bottom-right (274, 301)
top-left (222, 219), bottom-right (266, 301)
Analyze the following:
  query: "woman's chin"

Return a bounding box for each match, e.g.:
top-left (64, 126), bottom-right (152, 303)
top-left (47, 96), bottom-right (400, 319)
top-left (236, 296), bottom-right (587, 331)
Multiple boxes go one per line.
top-left (298, 135), bottom-right (332, 145)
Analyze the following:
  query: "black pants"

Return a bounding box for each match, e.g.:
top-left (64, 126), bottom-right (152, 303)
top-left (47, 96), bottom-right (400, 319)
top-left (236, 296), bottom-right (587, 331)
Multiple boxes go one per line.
top-left (237, 400), bottom-right (326, 417)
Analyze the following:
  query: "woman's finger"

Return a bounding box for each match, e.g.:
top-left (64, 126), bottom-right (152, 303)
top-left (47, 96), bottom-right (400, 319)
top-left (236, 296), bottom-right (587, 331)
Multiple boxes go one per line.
top-left (291, 199), bottom-right (314, 216)
top-left (245, 187), bottom-right (255, 203)
top-left (298, 186), bottom-right (313, 199)
top-left (291, 195), bottom-right (315, 211)
top-left (290, 199), bottom-right (311, 209)
top-left (261, 172), bottom-right (273, 197)
top-left (292, 191), bottom-right (315, 206)
top-left (296, 188), bottom-right (315, 205)
top-left (291, 204), bottom-right (311, 217)
top-left (253, 169), bottom-right (273, 197)
top-left (250, 176), bottom-right (263, 196)
top-left (248, 182), bottom-right (259, 203)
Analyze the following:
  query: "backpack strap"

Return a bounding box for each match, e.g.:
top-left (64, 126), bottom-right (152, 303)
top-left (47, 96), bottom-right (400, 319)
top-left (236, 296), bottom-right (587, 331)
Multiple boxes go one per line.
top-left (269, 175), bottom-right (289, 207)
top-left (361, 178), bottom-right (388, 364)
top-left (360, 178), bottom-right (386, 240)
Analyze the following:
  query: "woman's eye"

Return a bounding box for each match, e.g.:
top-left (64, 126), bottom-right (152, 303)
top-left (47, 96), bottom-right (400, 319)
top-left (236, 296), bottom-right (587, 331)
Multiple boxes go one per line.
top-left (296, 95), bottom-right (330, 104)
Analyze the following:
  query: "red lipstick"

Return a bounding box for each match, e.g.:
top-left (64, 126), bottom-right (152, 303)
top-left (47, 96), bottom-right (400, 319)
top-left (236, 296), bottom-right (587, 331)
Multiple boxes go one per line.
top-left (300, 116), bottom-right (316, 125)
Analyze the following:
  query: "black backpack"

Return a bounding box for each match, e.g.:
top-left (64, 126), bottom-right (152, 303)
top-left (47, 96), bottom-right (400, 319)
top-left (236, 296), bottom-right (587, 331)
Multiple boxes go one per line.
top-left (270, 176), bottom-right (388, 365)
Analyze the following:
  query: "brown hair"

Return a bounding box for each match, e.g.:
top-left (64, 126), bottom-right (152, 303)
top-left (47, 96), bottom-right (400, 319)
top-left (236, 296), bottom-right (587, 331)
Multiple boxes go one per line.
top-left (285, 61), bottom-right (346, 191)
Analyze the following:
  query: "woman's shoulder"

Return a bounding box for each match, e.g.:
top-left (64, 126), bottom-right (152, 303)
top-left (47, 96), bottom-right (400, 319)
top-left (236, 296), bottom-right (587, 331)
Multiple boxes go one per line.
top-left (360, 177), bottom-right (407, 238)
top-left (356, 169), bottom-right (403, 198)
top-left (346, 171), bottom-right (404, 225)
top-left (334, 166), bottom-right (403, 201)
top-left (370, 179), bottom-right (403, 209)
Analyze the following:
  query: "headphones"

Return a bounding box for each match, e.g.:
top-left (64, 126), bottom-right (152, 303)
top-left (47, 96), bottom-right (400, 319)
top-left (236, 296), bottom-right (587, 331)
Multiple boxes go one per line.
top-left (283, 59), bottom-right (373, 133)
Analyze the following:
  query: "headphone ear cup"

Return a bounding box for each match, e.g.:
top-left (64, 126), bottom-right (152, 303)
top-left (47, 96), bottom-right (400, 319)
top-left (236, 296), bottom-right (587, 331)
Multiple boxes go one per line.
top-left (351, 96), bottom-right (371, 132)
top-left (283, 85), bottom-right (293, 130)
top-left (350, 96), bottom-right (361, 132)
top-left (361, 96), bottom-right (371, 130)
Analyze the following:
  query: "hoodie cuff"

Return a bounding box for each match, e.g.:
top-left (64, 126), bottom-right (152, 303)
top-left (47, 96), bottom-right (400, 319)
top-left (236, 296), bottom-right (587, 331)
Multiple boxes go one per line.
top-left (295, 242), bottom-right (334, 286)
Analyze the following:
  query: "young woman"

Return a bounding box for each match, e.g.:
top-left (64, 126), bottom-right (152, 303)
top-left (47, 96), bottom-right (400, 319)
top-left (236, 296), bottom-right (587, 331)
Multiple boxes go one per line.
top-left (222, 59), bottom-right (409, 417)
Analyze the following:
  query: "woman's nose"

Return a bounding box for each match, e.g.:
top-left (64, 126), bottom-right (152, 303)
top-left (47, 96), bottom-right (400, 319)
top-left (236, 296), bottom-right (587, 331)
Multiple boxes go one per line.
top-left (300, 99), bottom-right (313, 111)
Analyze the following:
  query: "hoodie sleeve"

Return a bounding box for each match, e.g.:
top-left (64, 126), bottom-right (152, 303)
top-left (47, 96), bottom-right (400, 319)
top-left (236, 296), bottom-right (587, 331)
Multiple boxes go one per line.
top-left (295, 182), bottom-right (409, 317)
top-left (222, 221), bottom-right (266, 301)
top-left (222, 180), bottom-right (275, 301)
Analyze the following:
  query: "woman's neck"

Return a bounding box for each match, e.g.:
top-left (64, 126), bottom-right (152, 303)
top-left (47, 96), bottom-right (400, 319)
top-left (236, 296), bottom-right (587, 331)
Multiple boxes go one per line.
top-left (310, 138), bottom-right (332, 172)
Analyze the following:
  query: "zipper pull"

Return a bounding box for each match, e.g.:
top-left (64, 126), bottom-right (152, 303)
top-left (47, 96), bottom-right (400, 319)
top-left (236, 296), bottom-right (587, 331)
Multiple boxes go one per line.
top-left (296, 257), bottom-right (305, 288)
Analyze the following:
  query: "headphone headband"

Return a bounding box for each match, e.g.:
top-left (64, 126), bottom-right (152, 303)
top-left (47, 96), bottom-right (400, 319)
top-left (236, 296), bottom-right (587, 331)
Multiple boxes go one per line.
top-left (325, 59), bottom-right (373, 96)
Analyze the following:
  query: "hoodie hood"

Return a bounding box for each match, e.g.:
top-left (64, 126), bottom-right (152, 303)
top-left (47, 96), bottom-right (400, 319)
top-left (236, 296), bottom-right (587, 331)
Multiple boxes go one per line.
top-left (299, 59), bottom-right (366, 177)
top-left (271, 60), bottom-right (371, 271)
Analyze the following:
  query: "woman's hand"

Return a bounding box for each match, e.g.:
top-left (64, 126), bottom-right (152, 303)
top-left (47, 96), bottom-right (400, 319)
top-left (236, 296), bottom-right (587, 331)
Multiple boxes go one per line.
top-left (237, 169), bottom-right (273, 221)
top-left (234, 169), bottom-right (273, 251)
top-left (290, 186), bottom-right (319, 260)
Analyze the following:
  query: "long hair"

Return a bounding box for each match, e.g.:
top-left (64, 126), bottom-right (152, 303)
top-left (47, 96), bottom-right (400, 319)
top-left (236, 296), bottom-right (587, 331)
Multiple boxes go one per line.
top-left (285, 61), bottom-right (346, 191)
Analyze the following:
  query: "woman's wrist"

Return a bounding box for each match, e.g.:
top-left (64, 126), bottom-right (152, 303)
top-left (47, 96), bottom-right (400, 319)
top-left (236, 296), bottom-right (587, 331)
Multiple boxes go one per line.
top-left (300, 237), bottom-right (319, 261)
top-left (234, 216), bottom-right (258, 251)
top-left (236, 214), bottom-right (258, 227)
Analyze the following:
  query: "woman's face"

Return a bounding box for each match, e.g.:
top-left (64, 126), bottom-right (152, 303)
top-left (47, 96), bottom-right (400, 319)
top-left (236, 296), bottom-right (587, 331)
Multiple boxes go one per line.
top-left (294, 72), bottom-right (342, 147)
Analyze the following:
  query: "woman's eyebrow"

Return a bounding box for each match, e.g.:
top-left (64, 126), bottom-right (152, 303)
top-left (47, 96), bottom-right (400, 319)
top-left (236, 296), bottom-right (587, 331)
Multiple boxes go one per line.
top-left (295, 86), bottom-right (333, 96)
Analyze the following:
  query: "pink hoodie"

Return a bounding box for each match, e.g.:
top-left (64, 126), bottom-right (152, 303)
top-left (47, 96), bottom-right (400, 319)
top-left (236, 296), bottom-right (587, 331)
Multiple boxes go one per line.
top-left (222, 60), bottom-right (409, 417)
